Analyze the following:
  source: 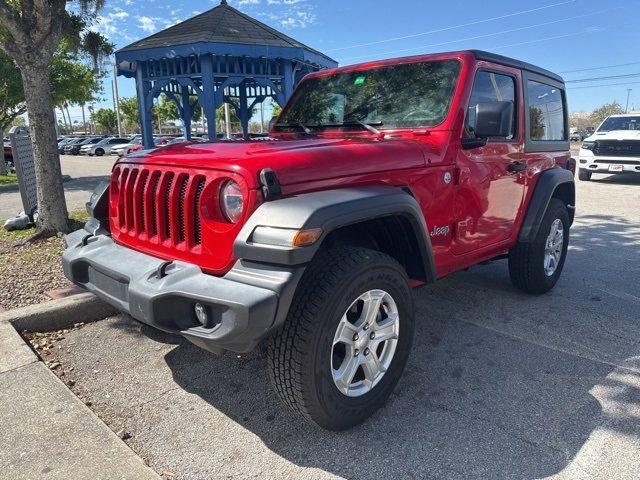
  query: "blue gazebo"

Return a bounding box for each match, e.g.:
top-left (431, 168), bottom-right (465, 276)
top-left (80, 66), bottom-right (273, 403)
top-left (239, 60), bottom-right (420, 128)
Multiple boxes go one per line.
top-left (115, 0), bottom-right (337, 148)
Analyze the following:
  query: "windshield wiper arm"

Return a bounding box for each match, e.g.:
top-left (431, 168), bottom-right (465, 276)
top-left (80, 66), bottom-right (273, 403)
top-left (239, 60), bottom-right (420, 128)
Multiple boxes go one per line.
top-left (274, 122), bottom-right (315, 136)
top-left (297, 122), bottom-right (315, 136)
top-left (341, 120), bottom-right (383, 136)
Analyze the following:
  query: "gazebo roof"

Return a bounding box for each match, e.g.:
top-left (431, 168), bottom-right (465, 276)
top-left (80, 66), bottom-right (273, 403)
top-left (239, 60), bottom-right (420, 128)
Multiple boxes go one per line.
top-left (117, 0), bottom-right (336, 65)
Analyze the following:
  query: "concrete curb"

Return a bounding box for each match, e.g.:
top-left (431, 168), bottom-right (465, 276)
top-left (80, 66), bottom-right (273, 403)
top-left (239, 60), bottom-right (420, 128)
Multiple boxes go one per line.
top-left (0, 292), bottom-right (117, 332)
top-left (0, 296), bottom-right (160, 479)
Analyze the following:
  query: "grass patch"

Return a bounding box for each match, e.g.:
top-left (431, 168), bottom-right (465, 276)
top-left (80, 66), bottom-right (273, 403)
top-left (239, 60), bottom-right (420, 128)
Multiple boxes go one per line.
top-left (0, 173), bottom-right (18, 186)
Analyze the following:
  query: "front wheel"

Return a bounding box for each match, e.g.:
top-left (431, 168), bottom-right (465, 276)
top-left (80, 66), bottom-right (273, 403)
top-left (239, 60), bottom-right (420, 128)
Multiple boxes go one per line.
top-left (578, 169), bottom-right (591, 181)
top-left (95, 148), bottom-right (105, 156)
top-left (267, 247), bottom-right (415, 430)
top-left (509, 198), bottom-right (570, 294)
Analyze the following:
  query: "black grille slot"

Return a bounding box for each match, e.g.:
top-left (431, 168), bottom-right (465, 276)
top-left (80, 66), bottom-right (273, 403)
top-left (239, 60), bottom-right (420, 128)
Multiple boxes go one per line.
top-left (150, 173), bottom-right (160, 235)
top-left (164, 175), bottom-right (174, 239)
top-left (193, 178), bottom-right (205, 245)
top-left (138, 171), bottom-right (149, 232)
top-left (177, 176), bottom-right (189, 242)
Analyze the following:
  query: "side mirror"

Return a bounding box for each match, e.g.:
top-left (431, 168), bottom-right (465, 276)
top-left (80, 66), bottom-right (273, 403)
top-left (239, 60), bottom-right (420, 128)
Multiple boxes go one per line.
top-left (268, 115), bottom-right (279, 132)
top-left (473, 101), bottom-right (514, 138)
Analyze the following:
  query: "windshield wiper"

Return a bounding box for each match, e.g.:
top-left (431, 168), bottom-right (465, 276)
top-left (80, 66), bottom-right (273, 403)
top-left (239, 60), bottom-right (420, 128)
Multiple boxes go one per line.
top-left (340, 121), bottom-right (384, 136)
top-left (275, 122), bottom-right (315, 136)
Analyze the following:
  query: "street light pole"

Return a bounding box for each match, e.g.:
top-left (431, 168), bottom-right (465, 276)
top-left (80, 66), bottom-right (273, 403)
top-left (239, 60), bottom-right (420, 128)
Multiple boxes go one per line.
top-left (625, 89), bottom-right (632, 113)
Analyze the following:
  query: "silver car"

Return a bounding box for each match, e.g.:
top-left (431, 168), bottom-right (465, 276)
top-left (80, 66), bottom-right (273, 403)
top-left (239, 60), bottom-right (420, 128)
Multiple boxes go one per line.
top-left (81, 137), bottom-right (131, 156)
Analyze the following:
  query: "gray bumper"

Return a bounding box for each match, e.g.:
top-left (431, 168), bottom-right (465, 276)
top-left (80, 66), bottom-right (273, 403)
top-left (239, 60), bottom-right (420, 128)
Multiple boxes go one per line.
top-left (62, 229), bottom-right (304, 353)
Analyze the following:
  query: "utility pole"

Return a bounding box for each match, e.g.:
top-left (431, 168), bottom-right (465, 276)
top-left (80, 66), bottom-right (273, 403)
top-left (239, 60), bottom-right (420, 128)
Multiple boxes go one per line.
top-left (113, 64), bottom-right (123, 136)
top-left (625, 89), bottom-right (632, 113)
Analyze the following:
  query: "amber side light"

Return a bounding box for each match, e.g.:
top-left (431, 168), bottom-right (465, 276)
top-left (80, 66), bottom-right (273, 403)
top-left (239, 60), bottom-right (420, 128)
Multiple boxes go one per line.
top-left (292, 228), bottom-right (323, 247)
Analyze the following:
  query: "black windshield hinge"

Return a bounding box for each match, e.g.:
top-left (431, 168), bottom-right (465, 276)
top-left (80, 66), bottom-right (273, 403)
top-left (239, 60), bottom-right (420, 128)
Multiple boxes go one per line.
top-left (259, 168), bottom-right (282, 201)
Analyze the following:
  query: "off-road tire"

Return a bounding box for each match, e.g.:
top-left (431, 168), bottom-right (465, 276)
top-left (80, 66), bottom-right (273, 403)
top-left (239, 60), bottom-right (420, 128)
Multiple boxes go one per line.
top-left (267, 247), bottom-right (415, 430)
top-left (578, 169), bottom-right (591, 181)
top-left (509, 198), bottom-right (569, 294)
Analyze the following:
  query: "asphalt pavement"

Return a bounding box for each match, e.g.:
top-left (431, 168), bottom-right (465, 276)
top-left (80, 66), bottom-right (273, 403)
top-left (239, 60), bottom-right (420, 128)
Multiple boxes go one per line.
top-left (0, 154), bottom-right (114, 219)
top-left (50, 172), bottom-right (640, 479)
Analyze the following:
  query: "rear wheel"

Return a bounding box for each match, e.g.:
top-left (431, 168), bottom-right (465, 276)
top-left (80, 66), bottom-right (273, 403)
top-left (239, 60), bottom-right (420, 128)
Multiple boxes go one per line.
top-left (578, 169), bottom-right (591, 181)
top-left (267, 247), bottom-right (415, 430)
top-left (95, 148), bottom-right (105, 156)
top-left (509, 198), bottom-right (569, 294)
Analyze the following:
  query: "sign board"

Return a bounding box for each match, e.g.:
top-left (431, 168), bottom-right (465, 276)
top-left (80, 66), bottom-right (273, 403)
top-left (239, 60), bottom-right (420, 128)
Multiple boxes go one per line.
top-left (10, 133), bottom-right (38, 217)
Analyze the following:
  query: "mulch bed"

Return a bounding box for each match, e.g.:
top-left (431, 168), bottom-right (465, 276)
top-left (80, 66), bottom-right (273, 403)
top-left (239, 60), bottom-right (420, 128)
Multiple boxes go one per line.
top-left (0, 234), bottom-right (73, 310)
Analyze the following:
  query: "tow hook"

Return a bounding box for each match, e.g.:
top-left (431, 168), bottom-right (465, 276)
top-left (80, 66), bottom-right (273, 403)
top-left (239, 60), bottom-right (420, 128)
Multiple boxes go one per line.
top-left (156, 261), bottom-right (174, 279)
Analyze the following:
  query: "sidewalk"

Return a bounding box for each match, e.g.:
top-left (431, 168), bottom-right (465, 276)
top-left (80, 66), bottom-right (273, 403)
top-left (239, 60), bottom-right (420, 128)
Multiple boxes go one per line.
top-left (0, 302), bottom-right (159, 480)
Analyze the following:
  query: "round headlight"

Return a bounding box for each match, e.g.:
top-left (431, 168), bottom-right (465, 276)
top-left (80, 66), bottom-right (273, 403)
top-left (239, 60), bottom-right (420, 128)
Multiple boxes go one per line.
top-left (220, 180), bottom-right (244, 223)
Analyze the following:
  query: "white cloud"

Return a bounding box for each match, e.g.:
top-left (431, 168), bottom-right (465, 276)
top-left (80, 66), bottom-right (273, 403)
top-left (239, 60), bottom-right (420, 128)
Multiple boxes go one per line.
top-left (137, 16), bottom-right (158, 33)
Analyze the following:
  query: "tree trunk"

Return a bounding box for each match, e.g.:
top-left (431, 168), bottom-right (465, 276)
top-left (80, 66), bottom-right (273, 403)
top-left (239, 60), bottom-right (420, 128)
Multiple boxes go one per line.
top-left (20, 62), bottom-right (69, 235)
top-left (81, 104), bottom-right (86, 134)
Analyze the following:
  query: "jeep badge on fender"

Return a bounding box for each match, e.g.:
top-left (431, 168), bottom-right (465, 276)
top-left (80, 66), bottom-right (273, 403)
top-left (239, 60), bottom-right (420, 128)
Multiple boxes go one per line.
top-left (63, 50), bottom-right (575, 431)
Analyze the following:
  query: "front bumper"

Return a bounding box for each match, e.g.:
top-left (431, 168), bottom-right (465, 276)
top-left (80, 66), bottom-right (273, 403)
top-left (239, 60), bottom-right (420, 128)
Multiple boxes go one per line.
top-left (62, 229), bottom-right (303, 353)
top-left (578, 155), bottom-right (640, 174)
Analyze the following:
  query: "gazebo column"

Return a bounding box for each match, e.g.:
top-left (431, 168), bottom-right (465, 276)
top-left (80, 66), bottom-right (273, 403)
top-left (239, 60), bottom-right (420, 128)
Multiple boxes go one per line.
top-left (282, 59), bottom-right (295, 102)
top-left (200, 54), bottom-right (217, 140)
top-left (239, 81), bottom-right (250, 139)
top-left (135, 65), bottom-right (154, 149)
top-left (181, 85), bottom-right (193, 140)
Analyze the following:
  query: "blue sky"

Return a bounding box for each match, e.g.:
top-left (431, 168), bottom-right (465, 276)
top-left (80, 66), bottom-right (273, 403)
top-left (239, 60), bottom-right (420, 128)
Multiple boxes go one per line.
top-left (64, 0), bottom-right (640, 125)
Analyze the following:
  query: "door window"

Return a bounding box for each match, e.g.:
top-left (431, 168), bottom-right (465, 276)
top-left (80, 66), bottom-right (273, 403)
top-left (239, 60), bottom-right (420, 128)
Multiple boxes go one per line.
top-left (466, 71), bottom-right (516, 139)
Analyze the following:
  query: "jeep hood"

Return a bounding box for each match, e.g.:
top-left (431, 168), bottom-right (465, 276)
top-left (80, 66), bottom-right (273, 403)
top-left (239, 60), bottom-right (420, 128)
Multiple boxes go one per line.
top-left (121, 138), bottom-right (434, 188)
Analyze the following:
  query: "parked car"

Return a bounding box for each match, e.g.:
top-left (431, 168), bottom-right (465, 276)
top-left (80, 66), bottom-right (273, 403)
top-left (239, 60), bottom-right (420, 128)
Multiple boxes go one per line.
top-left (570, 132), bottom-right (582, 142)
top-left (63, 50), bottom-right (575, 430)
top-left (110, 138), bottom-right (142, 157)
top-left (61, 137), bottom-right (86, 154)
top-left (80, 137), bottom-right (131, 156)
top-left (3, 140), bottom-right (11, 159)
top-left (578, 114), bottom-right (640, 181)
top-left (66, 136), bottom-right (104, 155)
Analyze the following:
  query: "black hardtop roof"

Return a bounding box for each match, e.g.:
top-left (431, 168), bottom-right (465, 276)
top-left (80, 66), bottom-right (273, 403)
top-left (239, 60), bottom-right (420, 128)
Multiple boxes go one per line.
top-left (470, 50), bottom-right (564, 84)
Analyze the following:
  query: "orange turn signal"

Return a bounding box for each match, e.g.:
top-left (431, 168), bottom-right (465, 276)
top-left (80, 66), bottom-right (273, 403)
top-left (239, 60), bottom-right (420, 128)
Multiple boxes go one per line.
top-left (292, 228), bottom-right (323, 247)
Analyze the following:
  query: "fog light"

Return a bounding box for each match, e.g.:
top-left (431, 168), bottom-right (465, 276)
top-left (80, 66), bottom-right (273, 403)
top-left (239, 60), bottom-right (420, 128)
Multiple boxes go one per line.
top-left (194, 303), bottom-right (209, 326)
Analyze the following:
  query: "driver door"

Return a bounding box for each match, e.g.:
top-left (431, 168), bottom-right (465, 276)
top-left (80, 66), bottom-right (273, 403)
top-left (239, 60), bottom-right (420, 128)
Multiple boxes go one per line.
top-left (453, 68), bottom-right (526, 255)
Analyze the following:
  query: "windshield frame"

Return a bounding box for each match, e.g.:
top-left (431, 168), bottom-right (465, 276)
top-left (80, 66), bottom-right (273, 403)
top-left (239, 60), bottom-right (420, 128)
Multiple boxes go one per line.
top-left (276, 58), bottom-right (463, 133)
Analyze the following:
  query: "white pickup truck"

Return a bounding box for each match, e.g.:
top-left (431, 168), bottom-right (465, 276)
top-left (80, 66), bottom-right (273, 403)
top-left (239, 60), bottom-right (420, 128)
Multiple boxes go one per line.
top-left (578, 114), bottom-right (640, 181)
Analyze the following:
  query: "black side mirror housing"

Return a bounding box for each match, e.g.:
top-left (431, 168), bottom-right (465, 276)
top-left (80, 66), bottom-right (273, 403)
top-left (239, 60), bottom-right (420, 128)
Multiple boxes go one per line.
top-left (473, 101), bottom-right (514, 138)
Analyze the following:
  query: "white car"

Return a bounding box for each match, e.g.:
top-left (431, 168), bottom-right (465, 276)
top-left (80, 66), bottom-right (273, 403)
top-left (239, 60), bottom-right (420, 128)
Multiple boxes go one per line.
top-left (80, 137), bottom-right (131, 156)
top-left (110, 138), bottom-right (142, 157)
top-left (578, 114), bottom-right (640, 181)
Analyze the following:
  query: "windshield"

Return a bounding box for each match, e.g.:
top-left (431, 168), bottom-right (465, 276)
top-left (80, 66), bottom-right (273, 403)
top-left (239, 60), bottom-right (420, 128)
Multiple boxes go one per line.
top-left (277, 60), bottom-right (461, 131)
top-left (598, 116), bottom-right (640, 132)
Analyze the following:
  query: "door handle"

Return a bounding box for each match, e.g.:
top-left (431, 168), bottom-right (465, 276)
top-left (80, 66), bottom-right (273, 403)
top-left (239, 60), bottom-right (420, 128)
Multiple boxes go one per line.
top-left (507, 161), bottom-right (527, 173)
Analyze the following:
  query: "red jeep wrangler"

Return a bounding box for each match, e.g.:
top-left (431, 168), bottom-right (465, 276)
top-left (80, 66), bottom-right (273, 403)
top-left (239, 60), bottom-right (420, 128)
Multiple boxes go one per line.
top-left (63, 50), bottom-right (575, 430)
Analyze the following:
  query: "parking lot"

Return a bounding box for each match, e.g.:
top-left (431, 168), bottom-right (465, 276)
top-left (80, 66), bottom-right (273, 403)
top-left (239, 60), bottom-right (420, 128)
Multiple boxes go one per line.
top-left (0, 155), bottom-right (113, 219)
top-left (42, 172), bottom-right (640, 480)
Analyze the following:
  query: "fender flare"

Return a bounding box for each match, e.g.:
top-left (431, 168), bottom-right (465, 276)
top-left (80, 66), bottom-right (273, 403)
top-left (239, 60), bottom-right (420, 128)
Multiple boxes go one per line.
top-left (518, 168), bottom-right (575, 243)
top-left (234, 186), bottom-right (437, 283)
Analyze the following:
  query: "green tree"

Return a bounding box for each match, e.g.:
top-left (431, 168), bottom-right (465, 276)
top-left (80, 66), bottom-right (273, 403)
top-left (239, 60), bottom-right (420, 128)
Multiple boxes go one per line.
top-left (119, 97), bottom-right (140, 133)
top-left (0, 50), bottom-right (25, 131)
top-left (590, 101), bottom-right (624, 127)
top-left (91, 108), bottom-right (117, 133)
top-left (0, 0), bottom-right (107, 236)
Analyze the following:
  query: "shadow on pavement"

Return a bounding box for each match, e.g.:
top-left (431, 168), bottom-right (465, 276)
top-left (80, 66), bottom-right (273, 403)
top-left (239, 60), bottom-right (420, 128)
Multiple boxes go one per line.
top-left (63, 175), bottom-right (110, 192)
top-left (117, 213), bottom-right (640, 479)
